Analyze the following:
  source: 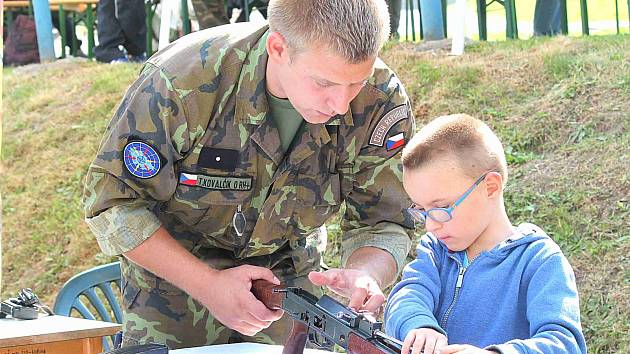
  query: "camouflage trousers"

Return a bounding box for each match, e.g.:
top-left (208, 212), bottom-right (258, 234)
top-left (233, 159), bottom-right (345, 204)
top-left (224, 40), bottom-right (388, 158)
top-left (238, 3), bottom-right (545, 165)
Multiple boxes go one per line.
top-left (119, 247), bottom-right (322, 350)
top-left (190, 0), bottom-right (229, 29)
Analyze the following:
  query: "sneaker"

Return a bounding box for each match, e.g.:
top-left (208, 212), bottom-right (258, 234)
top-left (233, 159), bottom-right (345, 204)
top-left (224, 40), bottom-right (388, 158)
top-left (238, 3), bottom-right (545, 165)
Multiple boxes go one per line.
top-left (109, 56), bottom-right (129, 64)
top-left (128, 53), bottom-right (147, 63)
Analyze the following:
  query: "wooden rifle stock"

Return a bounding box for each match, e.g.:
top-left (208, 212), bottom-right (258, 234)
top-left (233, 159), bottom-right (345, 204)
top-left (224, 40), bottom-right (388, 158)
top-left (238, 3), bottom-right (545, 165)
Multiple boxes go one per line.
top-left (282, 320), bottom-right (309, 354)
top-left (347, 332), bottom-right (399, 354)
top-left (251, 279), bottom-right (284, 310)
top-left (251, 280), bottom-right (309, 354)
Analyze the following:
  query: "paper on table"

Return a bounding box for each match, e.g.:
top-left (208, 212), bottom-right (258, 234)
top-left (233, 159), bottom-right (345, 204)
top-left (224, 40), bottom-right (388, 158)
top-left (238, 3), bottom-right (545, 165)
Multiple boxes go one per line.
top-left (171, 342), bottom-right (331, 354)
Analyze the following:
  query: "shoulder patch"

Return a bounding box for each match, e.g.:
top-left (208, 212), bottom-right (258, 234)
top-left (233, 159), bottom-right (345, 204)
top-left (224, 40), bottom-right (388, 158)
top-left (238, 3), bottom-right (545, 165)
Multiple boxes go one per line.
top-left (123, 141), bottom-right (162, 179)
top-left (369, 105), bottom-right (409, 147)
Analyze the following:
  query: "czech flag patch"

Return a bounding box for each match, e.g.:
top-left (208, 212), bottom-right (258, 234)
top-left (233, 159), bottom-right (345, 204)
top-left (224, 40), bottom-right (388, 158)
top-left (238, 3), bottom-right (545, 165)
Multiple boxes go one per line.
top-left (179, 173), bottom-right (198, 186)
top-left (386, 133), bottom-right (405, 151)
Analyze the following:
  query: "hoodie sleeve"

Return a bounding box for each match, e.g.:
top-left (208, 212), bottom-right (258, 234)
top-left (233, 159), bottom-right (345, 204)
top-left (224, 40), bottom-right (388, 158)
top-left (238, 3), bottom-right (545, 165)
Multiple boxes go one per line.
top-left (384, 234), bottom-right (447, 341)
top-left (486, 251), bottom-right (587, 354)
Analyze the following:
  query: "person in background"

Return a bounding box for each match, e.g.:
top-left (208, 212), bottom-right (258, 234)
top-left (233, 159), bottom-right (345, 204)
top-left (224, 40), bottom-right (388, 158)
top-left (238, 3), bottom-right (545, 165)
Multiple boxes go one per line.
top-left (52, 12), bottom-right (86, 57)
top-left (191, 0), bottom-right (269, 29)
top-left (534, 0), bottom-right (562, 36)
top-left (190, 0), bottom-right (230, 29)
top-left (385, 114), bottom-right (586, 354)
top-left (388, 0), bottom-right (401, 39)
top-left (94, 0), bottom-right (146, 63)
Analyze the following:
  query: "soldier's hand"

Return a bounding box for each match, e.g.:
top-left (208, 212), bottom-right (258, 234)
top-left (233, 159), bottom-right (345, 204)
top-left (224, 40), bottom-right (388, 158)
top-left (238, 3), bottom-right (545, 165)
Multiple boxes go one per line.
top-left (308, 269), bottom-right (385, 314)
top-left (201, 265), bottom-right (284, 336)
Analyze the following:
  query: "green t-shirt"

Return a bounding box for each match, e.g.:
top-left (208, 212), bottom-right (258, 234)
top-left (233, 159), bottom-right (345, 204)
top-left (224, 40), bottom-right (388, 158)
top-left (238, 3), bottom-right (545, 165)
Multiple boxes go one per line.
top-left (267, 92), bottom-right (305, 153)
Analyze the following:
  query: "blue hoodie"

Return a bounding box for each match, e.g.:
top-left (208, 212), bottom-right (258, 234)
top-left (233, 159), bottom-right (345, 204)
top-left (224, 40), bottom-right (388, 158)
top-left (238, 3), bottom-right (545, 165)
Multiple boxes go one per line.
top-left (384, 223), bottom-right (587, 354)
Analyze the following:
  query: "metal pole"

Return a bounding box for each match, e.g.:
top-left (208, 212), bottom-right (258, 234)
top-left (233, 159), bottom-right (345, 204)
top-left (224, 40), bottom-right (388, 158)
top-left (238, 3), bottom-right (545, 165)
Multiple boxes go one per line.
top-left (87, 4), bottom-right (95, 59)
top-left (7, 11), bottom-right (14, 32)
top-left (72, 12), bottom-right (78, 56)
top-left (406, 0), bottom-right (410, 40)
top-left (441, 0), bottom-right (447, 37)
top-left (580, 0), bottom-right (589, 35)
top-left (59, 5), bottom-right (66, 58)
top-left (560, 0), bottom-right (568, 34)
top-left (32, 0), bottom-right (56, 62)
top-left (159, 0), bottom-right (175, 50)
top-left (477, 0), bottom-right (487, 41)
top-left (510, 0), bottom-right (518, 39)
top-left (419, 0), bottom-right (445, 40)
top-left (243, 0), bottom-right (250, 21)
top-left (615, 0), bottom-right (620, 34)
top-left (181, 0), bottom-right (190, 34)
top-left (505, 0), bottom-right (514, 39)
top-left (451, 0), bottom-right (466, 55)
top-left (146, 1), bottom-right (153, 56)
top-left (417, 0), bottom-right (424, 40)
top-left (410, 0), bottom-right (416, 41)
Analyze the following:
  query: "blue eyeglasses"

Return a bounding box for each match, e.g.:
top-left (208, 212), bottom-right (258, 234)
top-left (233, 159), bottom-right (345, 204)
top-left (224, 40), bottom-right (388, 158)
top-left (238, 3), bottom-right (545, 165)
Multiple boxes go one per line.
top-left (407, 172), bottom-right (491, 224)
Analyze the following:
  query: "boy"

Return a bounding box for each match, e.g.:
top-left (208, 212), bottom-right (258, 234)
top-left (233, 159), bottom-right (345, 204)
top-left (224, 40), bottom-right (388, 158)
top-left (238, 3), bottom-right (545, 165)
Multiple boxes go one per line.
top-left (384, 114), bottom-right (587, 354)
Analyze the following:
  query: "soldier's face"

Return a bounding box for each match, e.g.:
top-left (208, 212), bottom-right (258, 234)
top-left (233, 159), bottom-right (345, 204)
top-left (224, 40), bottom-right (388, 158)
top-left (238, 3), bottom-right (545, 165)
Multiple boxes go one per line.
top-left (285, 48), bottom-right (375, 123)
top-left (267, 36), bottom-right (375, 124)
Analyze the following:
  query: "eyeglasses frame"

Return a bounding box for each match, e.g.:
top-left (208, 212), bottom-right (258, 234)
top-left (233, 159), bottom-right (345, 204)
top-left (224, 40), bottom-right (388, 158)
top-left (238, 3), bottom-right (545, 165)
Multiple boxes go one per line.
top-left (406, 172), bottom-right (492, 224)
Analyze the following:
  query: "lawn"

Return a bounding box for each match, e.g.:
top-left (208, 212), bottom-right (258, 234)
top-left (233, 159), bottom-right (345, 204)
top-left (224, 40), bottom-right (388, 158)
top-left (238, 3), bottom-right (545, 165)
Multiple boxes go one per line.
top-left (397, 0), bottom-right (630, 40)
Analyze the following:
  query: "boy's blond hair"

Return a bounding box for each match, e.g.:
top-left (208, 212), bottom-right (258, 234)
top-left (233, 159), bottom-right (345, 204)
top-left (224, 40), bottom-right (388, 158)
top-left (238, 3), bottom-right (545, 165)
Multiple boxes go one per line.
top-left (402, 114), bottom-right (509, 185)
top-left (267, 0), bottom-right (390, 63)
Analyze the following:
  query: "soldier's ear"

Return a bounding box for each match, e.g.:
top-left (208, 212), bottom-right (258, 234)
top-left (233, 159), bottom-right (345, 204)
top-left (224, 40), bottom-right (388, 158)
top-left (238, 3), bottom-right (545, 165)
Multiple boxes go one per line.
top-left (267, 32), bottom-right (289, 63)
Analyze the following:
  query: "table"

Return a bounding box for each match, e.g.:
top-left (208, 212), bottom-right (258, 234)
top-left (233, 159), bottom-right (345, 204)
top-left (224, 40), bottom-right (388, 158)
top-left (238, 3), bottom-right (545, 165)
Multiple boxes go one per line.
top-left (172, 343), bottom-right (332, 354)
top-left (0, 314), bottom-right (121, 354)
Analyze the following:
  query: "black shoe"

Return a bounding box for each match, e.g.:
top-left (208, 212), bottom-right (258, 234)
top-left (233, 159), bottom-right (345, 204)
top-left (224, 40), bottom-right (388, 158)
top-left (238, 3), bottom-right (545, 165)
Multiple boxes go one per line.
top-left (73, 49), bottom-right (88, 58)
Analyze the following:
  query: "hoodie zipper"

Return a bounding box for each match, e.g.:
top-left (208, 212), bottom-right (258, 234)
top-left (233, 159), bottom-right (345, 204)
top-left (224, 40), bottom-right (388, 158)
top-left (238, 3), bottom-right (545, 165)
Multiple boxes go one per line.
top-left (440, 254), bottom-right (479, 328)
top-left (440, 266), bottom-right (465, 328)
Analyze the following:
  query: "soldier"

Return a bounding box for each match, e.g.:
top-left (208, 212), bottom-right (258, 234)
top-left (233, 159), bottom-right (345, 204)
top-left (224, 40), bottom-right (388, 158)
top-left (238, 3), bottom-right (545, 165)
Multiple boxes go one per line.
top-left (84, 0), bottom-right (416, 349)
top-left (190, 0), bottom-right (230, 29)
top-left (388, 0), bottom-right (402, 39)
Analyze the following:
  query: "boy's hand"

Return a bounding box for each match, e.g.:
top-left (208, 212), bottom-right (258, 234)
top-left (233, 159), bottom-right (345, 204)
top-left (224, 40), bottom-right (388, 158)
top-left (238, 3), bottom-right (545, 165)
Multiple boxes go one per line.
top-left (401, 328), bottom-right (448, 354)
top-left (439, 344), bottom-right (498, 353)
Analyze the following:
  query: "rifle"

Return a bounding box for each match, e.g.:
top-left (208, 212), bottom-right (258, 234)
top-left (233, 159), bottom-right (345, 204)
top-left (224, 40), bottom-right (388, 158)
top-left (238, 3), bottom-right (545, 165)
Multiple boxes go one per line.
top-left (251, 280), bottom-right (402, 354)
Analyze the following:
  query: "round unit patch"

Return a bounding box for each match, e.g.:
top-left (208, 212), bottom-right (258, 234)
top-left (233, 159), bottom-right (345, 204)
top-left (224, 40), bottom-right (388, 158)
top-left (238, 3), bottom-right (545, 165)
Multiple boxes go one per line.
top-left (123, 141), bottom-right (161, 178)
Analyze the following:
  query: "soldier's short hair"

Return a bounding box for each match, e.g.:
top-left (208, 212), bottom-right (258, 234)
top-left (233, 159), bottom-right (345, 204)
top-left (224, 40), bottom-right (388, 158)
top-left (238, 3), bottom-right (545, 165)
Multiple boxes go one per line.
top-left (267, 0), bottom-right (390, 63)
top-left (402, 114), bottom-right (509, 186)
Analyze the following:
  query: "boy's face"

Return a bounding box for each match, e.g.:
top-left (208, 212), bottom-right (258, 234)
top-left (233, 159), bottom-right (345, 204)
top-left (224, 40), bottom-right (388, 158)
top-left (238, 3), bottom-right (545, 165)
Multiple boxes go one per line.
top-left (403, 158), bottom-right (494, 253)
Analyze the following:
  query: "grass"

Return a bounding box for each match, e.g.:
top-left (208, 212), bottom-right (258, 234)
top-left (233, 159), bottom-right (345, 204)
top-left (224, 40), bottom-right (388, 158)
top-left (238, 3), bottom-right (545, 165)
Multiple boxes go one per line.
top-left (2, 35), bottom-right (629, 352)
top-left (1, 60), bottom-right (141, 300)
top-left (397, 0), bottom-right (630, 41)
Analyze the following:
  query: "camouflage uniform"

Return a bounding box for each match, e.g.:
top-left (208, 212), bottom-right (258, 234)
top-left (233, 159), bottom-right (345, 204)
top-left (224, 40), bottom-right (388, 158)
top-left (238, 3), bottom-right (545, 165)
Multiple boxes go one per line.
top-left (190, 0), bottom-right (229, 29)
top-left (84, 22), bottom-right (415, 349)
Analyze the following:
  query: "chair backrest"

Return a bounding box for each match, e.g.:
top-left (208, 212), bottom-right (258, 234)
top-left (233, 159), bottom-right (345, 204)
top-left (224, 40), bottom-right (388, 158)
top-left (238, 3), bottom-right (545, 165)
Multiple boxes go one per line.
top-left (53, 262), bottom-right (122, 350)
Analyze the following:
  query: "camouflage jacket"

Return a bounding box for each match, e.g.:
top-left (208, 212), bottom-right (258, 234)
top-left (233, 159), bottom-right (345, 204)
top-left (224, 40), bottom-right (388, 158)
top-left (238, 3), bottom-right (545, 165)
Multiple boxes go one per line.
top-left (83, 22), bottom-right (415, 275)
